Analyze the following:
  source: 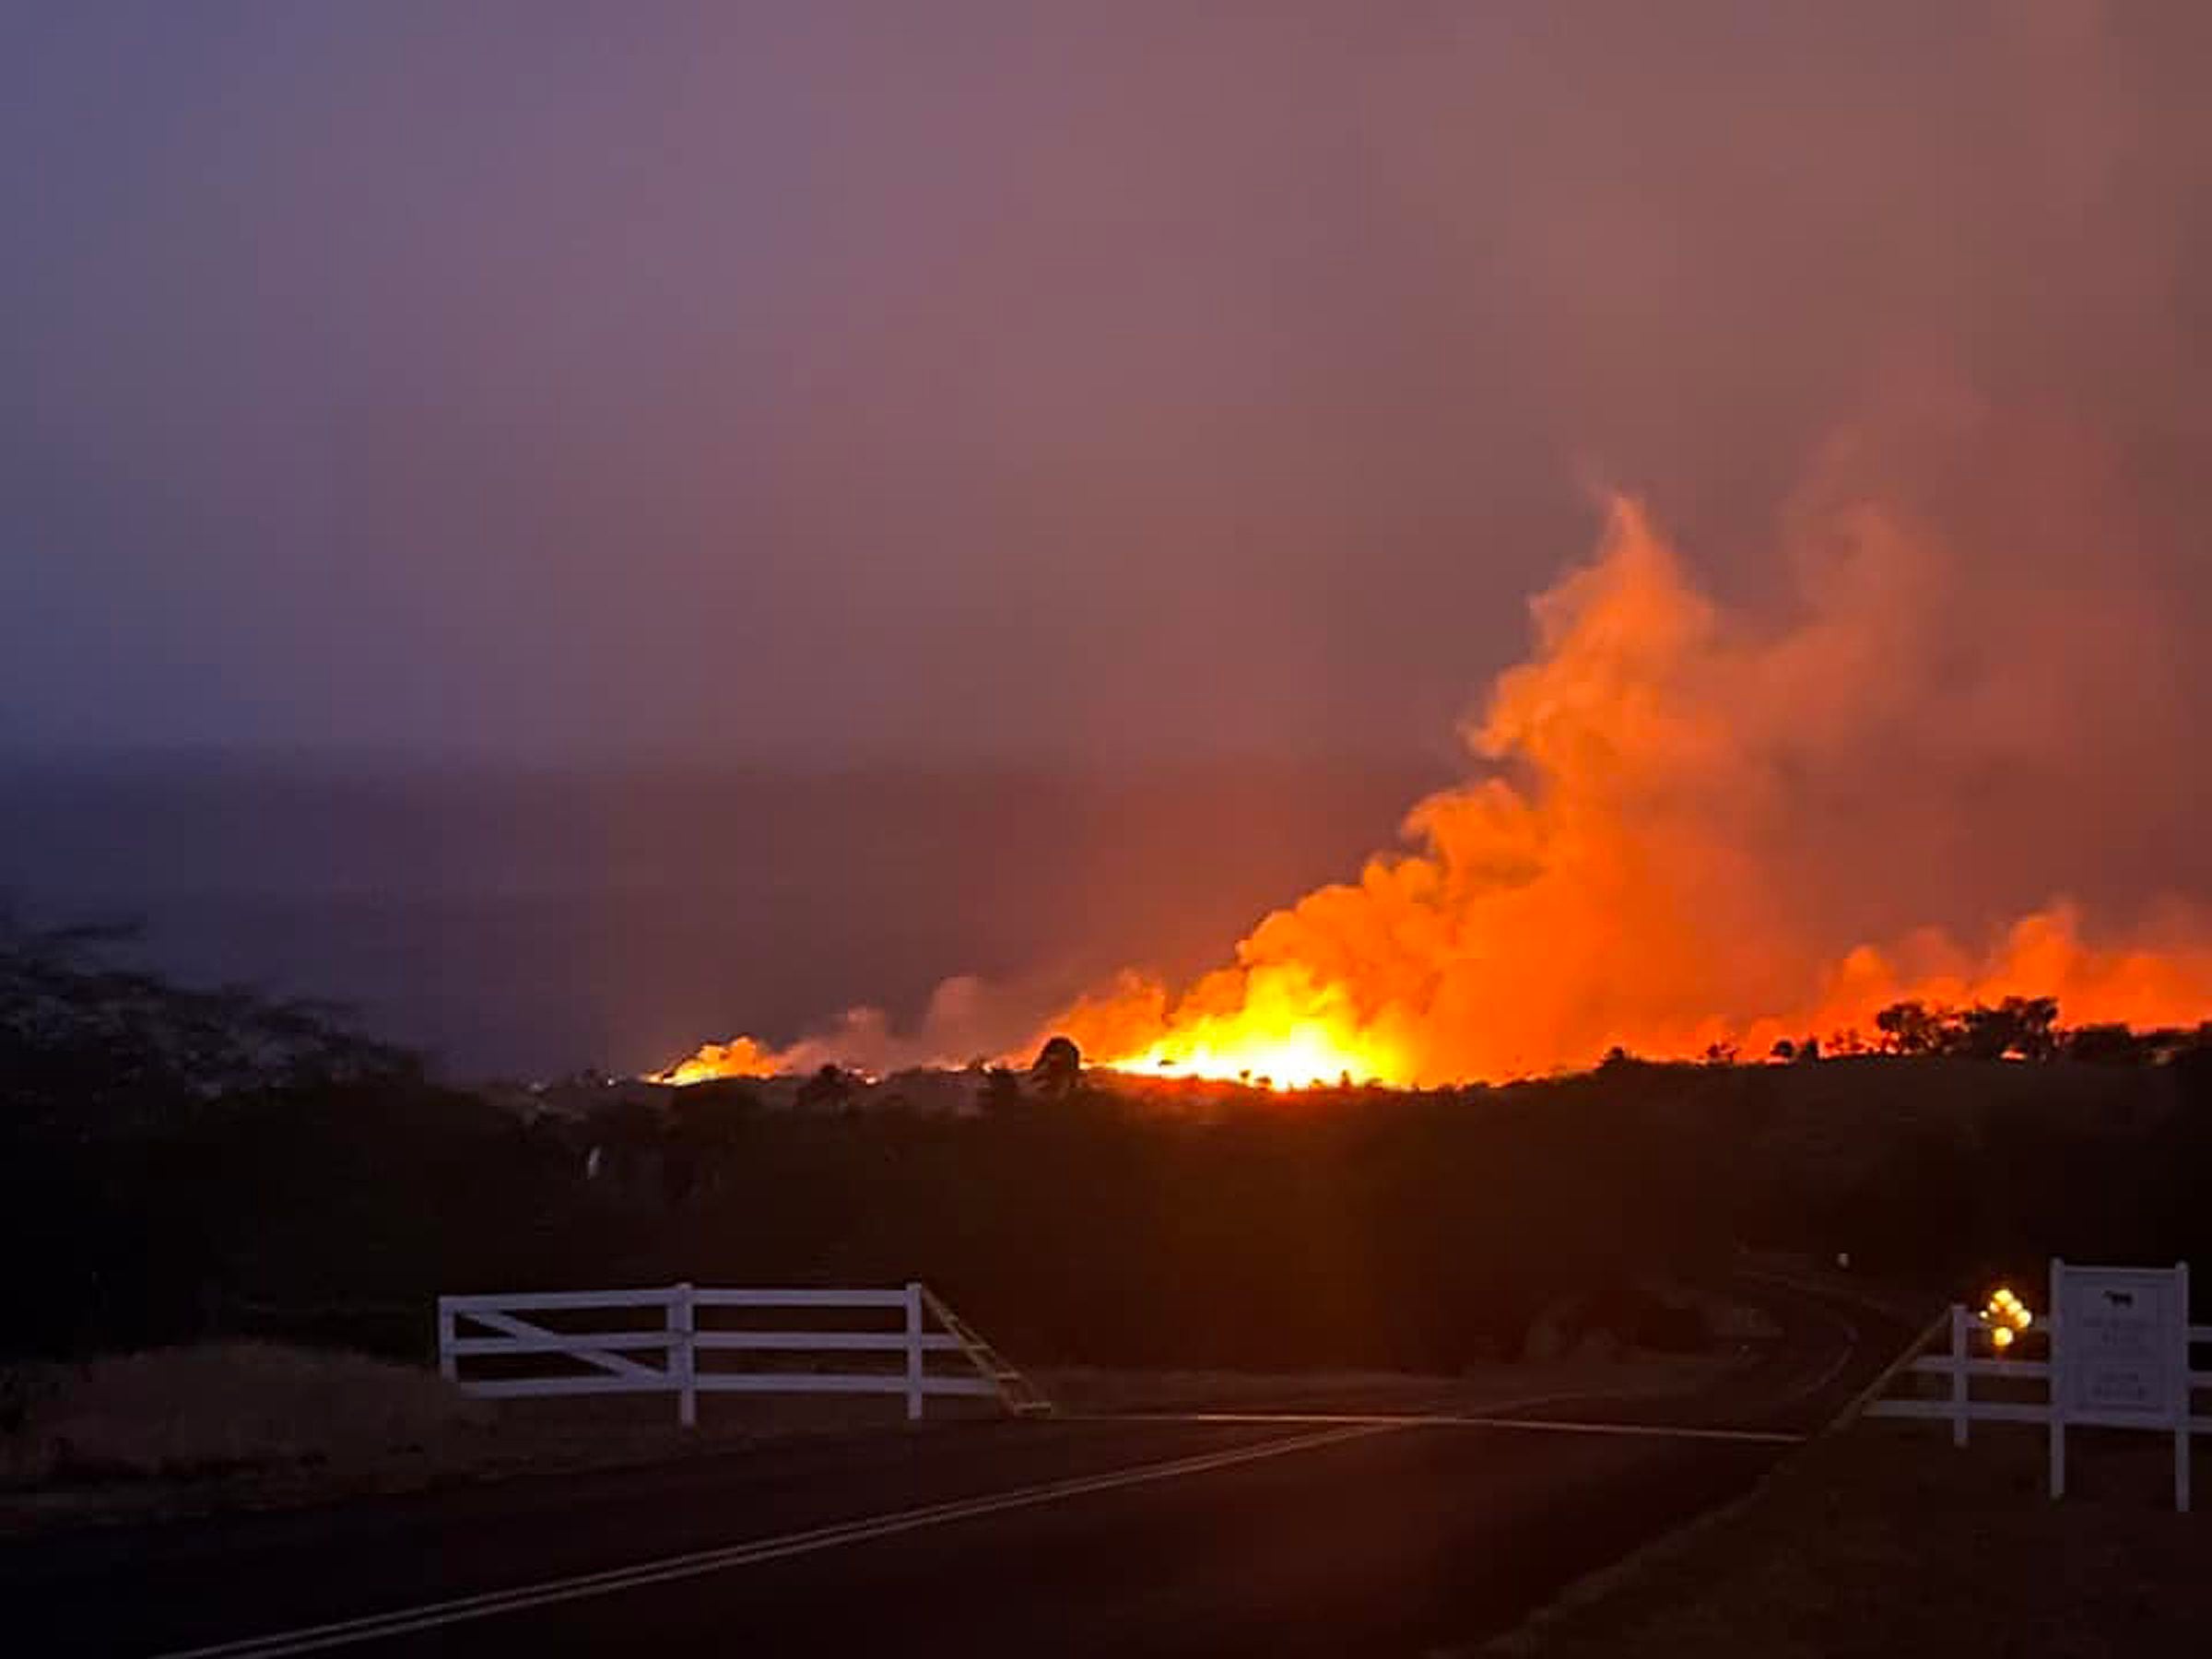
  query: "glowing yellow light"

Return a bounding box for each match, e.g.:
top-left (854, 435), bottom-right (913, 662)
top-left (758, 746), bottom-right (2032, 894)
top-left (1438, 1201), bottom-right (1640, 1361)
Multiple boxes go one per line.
top-left (1108, 1006), bottom-right (1400, 1091)
top-left (1991, 1325), bottom-right (2016, 1351)
top-left (2015, 1309), bottom-right (2032, 1329)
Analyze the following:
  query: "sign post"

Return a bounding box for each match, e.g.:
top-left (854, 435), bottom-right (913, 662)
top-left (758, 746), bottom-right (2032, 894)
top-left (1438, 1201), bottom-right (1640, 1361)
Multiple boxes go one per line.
top-left (2050, 1258), bottom-right (2192, 1512)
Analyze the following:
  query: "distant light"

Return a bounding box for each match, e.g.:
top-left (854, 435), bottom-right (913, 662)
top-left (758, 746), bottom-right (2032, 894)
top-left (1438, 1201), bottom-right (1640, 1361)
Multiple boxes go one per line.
top-left (1982, 1286), bottom-right (2034, 1334)
top-left (1991, 1325), bottom-right (2016, 1351)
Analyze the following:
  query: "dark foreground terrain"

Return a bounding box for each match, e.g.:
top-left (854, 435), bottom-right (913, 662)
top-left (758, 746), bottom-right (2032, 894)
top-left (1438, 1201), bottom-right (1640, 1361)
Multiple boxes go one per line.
top-left (1495, 1417), bottom-right (2209, 1658)
top-left (3, 1282), bottom-right (1898, 1658)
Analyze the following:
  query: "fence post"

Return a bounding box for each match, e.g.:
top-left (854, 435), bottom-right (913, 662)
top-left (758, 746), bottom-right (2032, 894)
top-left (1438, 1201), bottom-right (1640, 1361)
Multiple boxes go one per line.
top-left (1950, 1302), bottom-right (1970, 1448)
top-left (672, 1282), bottom-right (697, 1429)
top-left (904, 1282), bottom-right (925, 1423)
top-left (2177, 1261), bottom-right (2192, 1514)
top-left (437, 1297), bottom-right (458, 1384)
top-left (2049, 1256), bottom-right (2066, 1500)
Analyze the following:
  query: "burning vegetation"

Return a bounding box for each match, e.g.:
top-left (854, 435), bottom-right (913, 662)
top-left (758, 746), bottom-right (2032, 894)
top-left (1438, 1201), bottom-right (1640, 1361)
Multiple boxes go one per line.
top-left (657, 498), bottom-right (2212, 1091)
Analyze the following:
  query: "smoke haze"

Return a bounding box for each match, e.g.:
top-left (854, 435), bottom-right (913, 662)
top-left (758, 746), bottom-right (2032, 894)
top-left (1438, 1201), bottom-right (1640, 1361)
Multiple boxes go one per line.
top-left (9, 4), bottom-right (2212, 1073)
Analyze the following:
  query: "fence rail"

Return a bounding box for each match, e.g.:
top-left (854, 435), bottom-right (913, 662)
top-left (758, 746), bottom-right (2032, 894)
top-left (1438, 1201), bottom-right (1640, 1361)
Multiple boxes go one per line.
top-left (1867, 1267), bottom-right (2207, 1512)
top-left (437, 1282), bottom-right (1024, 1425)
top-left (1867, 1311), bottom-right (2212, 1435)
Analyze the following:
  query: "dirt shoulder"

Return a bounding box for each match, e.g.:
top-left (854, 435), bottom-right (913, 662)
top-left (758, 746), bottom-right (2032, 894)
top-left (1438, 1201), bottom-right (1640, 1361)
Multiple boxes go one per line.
top-left (1486, 1418), bottom-right (2207, 1659)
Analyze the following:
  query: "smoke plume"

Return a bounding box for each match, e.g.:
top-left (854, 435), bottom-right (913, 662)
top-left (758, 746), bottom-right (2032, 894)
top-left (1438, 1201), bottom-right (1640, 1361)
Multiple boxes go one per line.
top-left (662, 483), bottom-right (2212, 1088)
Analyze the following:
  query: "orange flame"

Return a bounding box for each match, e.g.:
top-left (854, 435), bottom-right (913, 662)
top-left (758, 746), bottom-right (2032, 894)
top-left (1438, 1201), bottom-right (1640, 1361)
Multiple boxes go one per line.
top-left (651, 1037), bottom-right (778, 1086)
top-left (1054, 497), bottom-right (2212, 1086)
top-left (657, 497), bottom-right (2212, 1090)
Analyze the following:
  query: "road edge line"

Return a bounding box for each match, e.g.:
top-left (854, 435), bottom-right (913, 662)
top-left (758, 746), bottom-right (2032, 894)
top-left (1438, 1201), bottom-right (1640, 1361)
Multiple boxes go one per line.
top-left (151, 1423), bottom-right (1398, 1659)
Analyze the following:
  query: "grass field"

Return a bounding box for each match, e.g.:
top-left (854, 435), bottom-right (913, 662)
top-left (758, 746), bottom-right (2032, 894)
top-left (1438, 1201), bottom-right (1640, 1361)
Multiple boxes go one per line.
top-left (1488, 1418), bottom-right (2207, 1658)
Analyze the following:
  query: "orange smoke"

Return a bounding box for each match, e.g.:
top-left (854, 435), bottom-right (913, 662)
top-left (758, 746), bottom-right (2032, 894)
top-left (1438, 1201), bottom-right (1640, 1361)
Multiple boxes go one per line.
top-left (1056, 496), bottom-right (2212, 1085)
top-left (656, 497), bottom-right (2212, 1089)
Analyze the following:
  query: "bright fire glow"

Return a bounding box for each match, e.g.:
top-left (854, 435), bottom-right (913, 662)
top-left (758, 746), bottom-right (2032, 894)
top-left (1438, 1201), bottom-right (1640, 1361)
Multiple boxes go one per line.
top-left (652, 1037), bottom-right (778, 1086)
top-left (1054, 500), bottom-right (2212, 1088)
top-left (1083, 962), bottom-right (1405, 1088)
top-left (653, 498), bottom-right (2212, 1093)
top-left (1114, 1026), bottom-right (1394, 1090)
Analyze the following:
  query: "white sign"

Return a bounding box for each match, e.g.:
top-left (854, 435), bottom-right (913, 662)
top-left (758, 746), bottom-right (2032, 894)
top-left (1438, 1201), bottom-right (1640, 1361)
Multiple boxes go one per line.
top-left (2053, 1262), bottom-right (2186, 1430)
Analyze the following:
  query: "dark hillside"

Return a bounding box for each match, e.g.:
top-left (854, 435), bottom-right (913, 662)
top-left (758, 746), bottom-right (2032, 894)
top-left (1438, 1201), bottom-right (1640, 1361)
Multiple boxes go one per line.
top-left (7, 925), bottom-right (2210, 1371)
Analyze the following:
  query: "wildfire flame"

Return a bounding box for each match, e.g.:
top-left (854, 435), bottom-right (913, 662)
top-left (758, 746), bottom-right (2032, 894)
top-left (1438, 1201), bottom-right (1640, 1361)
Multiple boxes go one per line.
top-left (656, 496), bottom-right (2212, 1091)
top-left (1109, 966), bottom-right (1406, 1088)
top-left (653, 1037), bottom-right (778, 1086)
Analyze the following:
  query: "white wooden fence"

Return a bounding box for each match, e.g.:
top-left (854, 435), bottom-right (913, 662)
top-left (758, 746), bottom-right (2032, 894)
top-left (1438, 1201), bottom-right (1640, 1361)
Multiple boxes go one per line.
top-left (1868, 1260), bottom-right (2208, 1511)
top-left (437, 1283), bottom-right (1021, 1425)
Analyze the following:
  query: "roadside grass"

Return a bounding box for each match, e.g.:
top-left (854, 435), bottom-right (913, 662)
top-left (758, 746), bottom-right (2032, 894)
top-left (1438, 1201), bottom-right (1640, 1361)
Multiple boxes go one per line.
top-left (0, 1343), bottom-right (491, 1488)
top-left (0, 1340), bottom-right (974, 1536)
top-left (0, 1340), bottom-right (1724, 1539)
top-left (1487, 1418), bottom-right (2208, 1658)
top-left (0, 1344), bottom-right (500, 1530)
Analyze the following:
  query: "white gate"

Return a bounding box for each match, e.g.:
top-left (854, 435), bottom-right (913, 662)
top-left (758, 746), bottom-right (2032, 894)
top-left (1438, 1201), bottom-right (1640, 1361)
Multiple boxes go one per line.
top-left (1867, 1258), bottom-right (2207, 1511)
top-left (436, 1282), bottom-right (1046, 1425)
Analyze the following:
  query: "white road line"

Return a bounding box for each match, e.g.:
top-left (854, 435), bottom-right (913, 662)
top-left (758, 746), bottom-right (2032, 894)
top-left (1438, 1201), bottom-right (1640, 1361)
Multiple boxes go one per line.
top-left (1069, 1411), bottom-right (1804, 1445)
top-left (151, 1423), bottom-right (1396, 1659)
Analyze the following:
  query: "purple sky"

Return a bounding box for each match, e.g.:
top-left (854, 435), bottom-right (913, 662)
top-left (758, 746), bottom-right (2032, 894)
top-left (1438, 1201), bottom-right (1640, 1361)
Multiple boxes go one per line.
top-left (7, 2), bottom-right (2212, 766)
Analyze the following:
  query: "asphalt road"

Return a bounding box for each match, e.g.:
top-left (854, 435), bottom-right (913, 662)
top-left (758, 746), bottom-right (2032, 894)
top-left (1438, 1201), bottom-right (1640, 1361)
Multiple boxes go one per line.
top-left (6, 1282), bottom-right (1908, 1658)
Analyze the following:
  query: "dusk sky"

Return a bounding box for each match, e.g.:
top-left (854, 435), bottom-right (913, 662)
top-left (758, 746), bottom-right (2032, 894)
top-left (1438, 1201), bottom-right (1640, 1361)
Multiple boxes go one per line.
top-left (7, 3), bottom-right (2212, 767)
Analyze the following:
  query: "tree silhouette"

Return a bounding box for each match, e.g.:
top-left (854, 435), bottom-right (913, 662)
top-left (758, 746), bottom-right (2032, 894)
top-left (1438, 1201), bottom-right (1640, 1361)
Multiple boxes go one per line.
top-left (1, 912), bottom-right (418, 1135)
top-left (795, 1064), bottom-right (854, 1112)
top-left (1875, 1000), bottom-right (1954, 1056)
top-left (1030, 1035), bottom-right (1083, 1102)
top-left (2066, 1022), bottom-right (2141, 1065)
top-left (1960, 996), bottom-right (2061, 1061)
